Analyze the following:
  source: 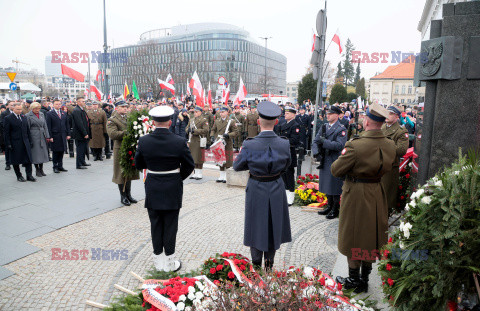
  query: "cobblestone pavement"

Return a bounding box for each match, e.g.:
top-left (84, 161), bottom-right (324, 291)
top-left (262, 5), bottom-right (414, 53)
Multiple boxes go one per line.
top-left (0, 180), bottom-right (339, 311)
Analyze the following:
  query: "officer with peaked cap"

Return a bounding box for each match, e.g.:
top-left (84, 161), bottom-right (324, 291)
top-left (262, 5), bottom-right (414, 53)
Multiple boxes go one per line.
top-left (135, 105), bottom-right (195, 273)
top-left (381, 106), bottom-right (409, 215)
top-left (312, 105), bottom-right (348, 219)
top-left (233, 101), bottom-right (292, 271)
top-left (186, 106), bottom-right (209, 180)
top-left (107, 101), bottom-right (139, 206)
top-left (276, 106), bottom-right (301, 205)
top-left (331, 102), bottom-right (396, 294)
top-left (210, 106), bottom-right (237, 182)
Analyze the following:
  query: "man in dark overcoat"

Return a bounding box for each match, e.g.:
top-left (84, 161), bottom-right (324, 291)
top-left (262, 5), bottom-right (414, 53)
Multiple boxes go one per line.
top-left (3, 102), bottom-right (35, 182)
top-left (46, 99), bottom-right (71, 173)
top-left (312, 105), bottom-right (348, 219)
top-left (71, 97), bottom-right (91, 169)
top-left (135, 105), bottom-right (194, 272)
top-left (233, 101), bottom-right (292, 271)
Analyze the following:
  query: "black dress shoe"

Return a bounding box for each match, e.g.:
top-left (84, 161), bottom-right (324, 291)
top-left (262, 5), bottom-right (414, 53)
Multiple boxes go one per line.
top-left (76, 166), bottom-right (87, 169)
top-left (17, 176), bottom-right (26, 182)
top-left (121, 195), bottom-right (131, 206)
top-left (106, 154), bottom-right (111, 159)
top-left (222, 180), bottom-right (226, 183)
top-left (5, 165), bottom-right (11, 171)
top-left (326, 209), bottom-right (339, 220)
top-left (27, 175), bottom-right (37, 182)
top-left (83, 163), bottom-right (91, 166)
top-left (58, 168), bottom-right (68, 172)
top-left (53, 168), bottom-right (60, 173)
top-left (318, 205), bottom-right (332, 215)
top-left (69, 154), bottom-right (74, 158)
top-left (216, 179), bottom-right (223, 183)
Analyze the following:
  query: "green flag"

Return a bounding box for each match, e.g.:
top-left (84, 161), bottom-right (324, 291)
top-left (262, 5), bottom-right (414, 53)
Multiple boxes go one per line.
top-left (132, 80), bottom-right (140, 99)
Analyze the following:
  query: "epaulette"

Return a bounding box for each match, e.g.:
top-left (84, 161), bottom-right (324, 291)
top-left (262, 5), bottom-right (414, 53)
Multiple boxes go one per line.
top-left (280, 136), bottom-right (288, 140)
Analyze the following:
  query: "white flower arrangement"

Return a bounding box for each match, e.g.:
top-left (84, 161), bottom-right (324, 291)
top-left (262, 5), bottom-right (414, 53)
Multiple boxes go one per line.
top-left (421, 196), bottom-right (432, 205)
top-left (400, 221), bottom-right (413, 239)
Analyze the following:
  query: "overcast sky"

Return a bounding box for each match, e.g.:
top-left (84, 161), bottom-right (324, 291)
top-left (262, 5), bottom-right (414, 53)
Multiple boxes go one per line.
top-left (0, 0), bottom-right (426, 82)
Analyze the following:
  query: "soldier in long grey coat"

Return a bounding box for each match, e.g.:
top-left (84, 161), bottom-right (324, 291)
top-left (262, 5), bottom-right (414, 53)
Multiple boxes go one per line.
top-left (233, 101), bottom-right (291, 271)
top-left (312, 105), bottom-right (347, 219)
top-left (26, 103), bottom-right (50, 177)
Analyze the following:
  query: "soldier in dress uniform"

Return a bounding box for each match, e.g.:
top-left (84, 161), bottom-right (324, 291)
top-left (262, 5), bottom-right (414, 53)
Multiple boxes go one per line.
top-left (186, 107), bottom-right (209, 180)
top-left (210, 107), bottom-right (237, 183)
top-left (245, 105), bottom-right (259, 138)
top-left (381, 106), bottom-right (409, 214)
top-left (203, 106), bottom-right (214, 133)
top-left (232, 105), bottom-right (246, 151)
top-left (233, 101), bottom-right (292, 271)
top-left (312, 105), bottom-right (348, 219)
top-left (295, 105), bottom-right (310, 150)
top-left (276, 106), bottom-right (300, 205)
top-left (331, 103), bottom-right (396, 293)
top-left (87, 102), bottom-right (107, 161)
top-left (135, 106), bottom-right (195, 272)
top-left (107, 101), bottom-right (139, 206)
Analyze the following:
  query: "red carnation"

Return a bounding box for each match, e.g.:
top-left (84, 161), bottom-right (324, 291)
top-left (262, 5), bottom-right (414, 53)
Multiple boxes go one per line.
top-left (314, 174), bottom-right (319, 179)
top-left (388, 237), bottom-right (393, 243)
top-left (399, 185), bottom-right (403, 189)
top-left (213, 280), bottom-right (220, 285)
top-left (387, 278), bottom-right (394, 286)
top-left (130, 157), bottom-right (134, 160)
top-left (216, 265), bottom-right (223, 271)
top-left (131, 163), bottom-right (135, 166)
top-left (319, 277), bottom-right (326, 286)
top-left (386, 264), bottom-right (392, 271)
top-left (128, 151), bottom-right (133, 155)
top-left (405, 174), bottom-right (411, 179)
top-left (209, 268), bottom-right (216, 274)
top-left (337, 283), bottom-right (342, 290)
top-left (228, 271), bottom-right (235, 279)
top-left (301, 176), bottom-right (305, 180)
top-left (240, 265), bottom-right (246, 271)
top-left (400, 196), bottom-right (404, 200)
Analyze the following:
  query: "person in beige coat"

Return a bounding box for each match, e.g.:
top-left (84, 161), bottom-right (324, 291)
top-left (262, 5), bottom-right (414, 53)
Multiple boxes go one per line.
top-left (185, 107), bottom-right (209, 180)
top-left (106, 101), bottom-right (139, 206)
top-left (87, 102), bottom-right (107, 161)
top-left (331, 103), bottom-right (396, 294)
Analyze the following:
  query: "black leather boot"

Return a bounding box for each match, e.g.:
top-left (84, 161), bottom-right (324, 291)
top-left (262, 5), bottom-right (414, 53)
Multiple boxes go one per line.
top-left (118, 184), bottom-right (131, 206)
top-left (326, 199), bottom-right (339, 219)
top-left (39, 164), bottom-right (46, 176)
top-left (360, 264), bottom-right (372, 293)
top-left (336, 268), bottom-right (367, 293)
top-left (264, 259), bottom-right (274, 272)
top-left (35, 164), bottom-right (42, 177)
top-left (125, 181), bottom-right (137, 203)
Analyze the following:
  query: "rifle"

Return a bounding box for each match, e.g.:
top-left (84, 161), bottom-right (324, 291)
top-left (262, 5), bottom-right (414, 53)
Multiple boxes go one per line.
top-left (316, 123), bottom-right (327, 169)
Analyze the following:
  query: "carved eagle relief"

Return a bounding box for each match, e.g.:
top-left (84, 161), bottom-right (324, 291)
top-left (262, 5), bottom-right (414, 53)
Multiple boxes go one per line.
top-left (421, 42), bottom-right (443, 77)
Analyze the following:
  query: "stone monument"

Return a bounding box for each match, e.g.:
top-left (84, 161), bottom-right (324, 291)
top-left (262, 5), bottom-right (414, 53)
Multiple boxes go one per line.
top-left (414, 1), bottom-right (480, 185)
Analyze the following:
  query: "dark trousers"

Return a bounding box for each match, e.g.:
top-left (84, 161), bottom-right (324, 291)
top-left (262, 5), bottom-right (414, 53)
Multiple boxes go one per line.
top-left (75, 140), bottom-right (88, 167)
top-left (68, 139), bottom-right (75, 156)
top-left (5, 148), bottom-right (11, 166)
top-left (52, 151), bottom-right (64, 169)
top-left (282, 166), bottom-right (295, 191)
top-left (327, 195), bottom-right (341, 209)
top-left (147, 209), bottom-right (180, 256)
top-left (13, 164), bottom-right (32, 177)
top-left (104, 134), bottom-right (111, 155)
top-left (250, 247), bottom-right (276, 265)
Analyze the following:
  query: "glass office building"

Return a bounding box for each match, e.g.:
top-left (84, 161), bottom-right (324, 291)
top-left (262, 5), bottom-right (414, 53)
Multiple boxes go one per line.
top-left (101, 23), bottom-right (286, 98)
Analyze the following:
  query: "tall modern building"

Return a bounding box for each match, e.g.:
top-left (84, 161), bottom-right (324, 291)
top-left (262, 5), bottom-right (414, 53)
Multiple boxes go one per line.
top-left (100, 23), bottom-right (287, 98)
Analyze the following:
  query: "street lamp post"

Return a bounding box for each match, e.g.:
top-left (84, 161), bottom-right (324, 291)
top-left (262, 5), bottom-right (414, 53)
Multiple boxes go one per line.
top-left (259, 37), bottom-right (271, 95)
top-left (103, 0), bottom-right (110, 98)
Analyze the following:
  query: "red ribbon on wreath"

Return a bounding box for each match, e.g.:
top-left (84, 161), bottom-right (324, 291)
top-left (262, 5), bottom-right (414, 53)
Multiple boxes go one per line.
top-left (399, 147), bottom-right (418, 173)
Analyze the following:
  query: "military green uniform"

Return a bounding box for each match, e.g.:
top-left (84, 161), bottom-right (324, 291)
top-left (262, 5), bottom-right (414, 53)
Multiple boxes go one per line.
top-left (232, 112), bottom-right (246, 149)
top-left (246, 112), bottom-right (259, 138)
top-left (107, 112), bottom-right (140, 184)
top-left (203, 111), bottom-right (214, 133)
top-left (186, 115), bottom-right (209, 165)
top-left (380, 122), bottom-right (409, 214)
top-left (210, 117), bottom-right (238, 168)
top-left (87, 109), bottom-right (107, 149)
top-left (331, 130), bottom-right (396, 261)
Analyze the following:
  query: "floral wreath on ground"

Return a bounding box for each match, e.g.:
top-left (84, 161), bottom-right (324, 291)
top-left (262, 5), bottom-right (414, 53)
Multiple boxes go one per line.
top-left (119, 110), bottom-right (155, 180)
top-left (294, 174), bottom-right (328, 207)
top-left (378, 150), bottom-right (480, 310)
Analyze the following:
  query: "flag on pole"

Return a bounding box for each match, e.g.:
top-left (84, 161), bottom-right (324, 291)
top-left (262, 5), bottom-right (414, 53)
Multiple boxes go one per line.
top-left (207, 82), bottom-right (212, 109)
top-left (222, 84), bottom-right (230, 105)
top-left (233, 77), bottom-right (247, 105)
top-left (189, 71), bottom-right (204, 106)
top-left (132, 80), bottom-right (140, 99)
top-left (332, 30), bottom-right (343, 54)
top-left (166, 73), bottom-right (175, 85)
top-left (90, 82), bottom-right (103, 100)
top-left (95, 70), bottom-right (102, 82)
top-left (158, 78), bottom-right (176, 95)
top-left (124, 81), bottom-right (130, 99)
top-left (61, 64), bottom-right (85, 82)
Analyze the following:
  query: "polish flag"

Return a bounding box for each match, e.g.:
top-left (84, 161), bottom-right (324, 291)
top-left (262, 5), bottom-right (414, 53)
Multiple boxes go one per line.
top-left (95, 70), bottom-right (102, 82)
top-left (222, 84), bottom-right (230, 105)
top-left (186, 79), bottom-right (191, 96)
top-left (61, 64), bottom-right (84, 82)
top-left (90, 82), bottom-right (103, 100)
top-left (332, 30), bottom-right (343, 54)
top-left (189, 71), bottom-right (204, 105)
top-left (158, 78), bottom-right (176, 95)
top-left (311, 31), bottom-right (316, 52)
top-left (207, 82), bottom-right (212, 109)
top-left (166, 73), bottom-right (175, 85)
top-left (84, 88), bottom-right (89, 97)
top-left (233, 77), bottom-right (247, 105)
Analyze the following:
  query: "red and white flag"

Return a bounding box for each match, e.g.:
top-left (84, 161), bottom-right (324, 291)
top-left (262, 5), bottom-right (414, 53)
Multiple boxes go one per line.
top-left (95, 70), bottom-right (102, 82)
top-left (233, 77), bottom-right (247, 105)
top-left (61, 64), bottom-right (84, 82)
top-left (222, 84), bottom-right (230, 104)
top-left (207, 82), bottom-right (212, 109)
top-left (186, 79), bottom-right (191, 96)
top-left (158, 78), bottom-right (176, 95)
top-left (166, 73), bottom-right (175, 85)
top-left (189, 71), bottom-right (204, 106)
top-left (311, 31), bottom-right (316, 52)
top-left (89, 82), bottom-right (103, 100)
top-left (332, 30), bottom-right (343, 54)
